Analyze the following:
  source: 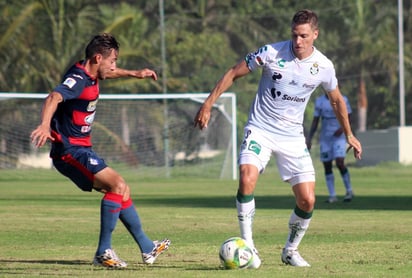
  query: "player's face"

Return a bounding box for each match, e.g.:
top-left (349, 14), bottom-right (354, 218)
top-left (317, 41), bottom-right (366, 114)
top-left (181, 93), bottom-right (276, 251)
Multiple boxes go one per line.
top-left (291, 23), bottom-right (318, 60)
top-left (97, 49), bottom-right (118, 80)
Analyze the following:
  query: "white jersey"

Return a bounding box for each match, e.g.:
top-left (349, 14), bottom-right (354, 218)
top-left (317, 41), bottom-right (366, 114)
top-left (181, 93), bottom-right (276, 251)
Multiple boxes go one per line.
top-left (245, 40), bottom-right (338, 137)
top-left (314, 94), bottom-right (352, 139)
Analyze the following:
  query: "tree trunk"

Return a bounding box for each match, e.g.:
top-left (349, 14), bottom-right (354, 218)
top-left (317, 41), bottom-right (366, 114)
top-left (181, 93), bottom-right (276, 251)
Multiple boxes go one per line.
top-left (357, 77), bottom-right (368, 132)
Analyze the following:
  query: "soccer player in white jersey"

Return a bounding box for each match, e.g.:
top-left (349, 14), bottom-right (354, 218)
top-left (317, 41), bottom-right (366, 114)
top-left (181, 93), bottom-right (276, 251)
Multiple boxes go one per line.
top-left (194, 9), bottom-right (362, 267)
top-left (307, 94), bottom-right (355, 203)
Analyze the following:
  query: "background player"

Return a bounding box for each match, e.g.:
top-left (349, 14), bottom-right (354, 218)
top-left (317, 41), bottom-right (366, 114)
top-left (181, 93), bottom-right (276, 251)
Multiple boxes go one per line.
top-left (306, 93), bottom-right (354, 203)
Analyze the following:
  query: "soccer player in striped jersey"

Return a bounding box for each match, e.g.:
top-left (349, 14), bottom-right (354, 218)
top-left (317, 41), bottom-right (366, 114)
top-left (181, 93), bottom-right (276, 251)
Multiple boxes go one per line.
top-left (30, 33), bottom-right (170, 268)
top-left (306, 93), bottom-right (354, 203)
top-left (194, 10), bottom-right (362, 267)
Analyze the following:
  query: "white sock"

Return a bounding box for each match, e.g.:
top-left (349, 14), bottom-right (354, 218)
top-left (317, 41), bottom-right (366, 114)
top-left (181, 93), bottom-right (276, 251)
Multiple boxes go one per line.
top-left (325, 173), bottom-right (336, 197)
top-left (341, 171), bottom-right (352, 193)
top-left (284, 210), bottom-right (311, 251)
top-left (236, 199), bottom-right (255, 248)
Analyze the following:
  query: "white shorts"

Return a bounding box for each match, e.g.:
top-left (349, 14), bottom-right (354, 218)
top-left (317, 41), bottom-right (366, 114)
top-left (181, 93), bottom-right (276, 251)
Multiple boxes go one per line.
top-left (238, 126), bottom-right (315, 186)
top-left (319, 136), bottom-right (347, 162)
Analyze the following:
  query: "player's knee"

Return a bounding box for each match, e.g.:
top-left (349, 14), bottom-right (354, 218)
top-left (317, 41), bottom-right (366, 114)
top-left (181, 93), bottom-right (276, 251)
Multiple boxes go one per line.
top-left (297, 195), bottom-right (315, 212)
top-left (323, 161), bottom-right (333, 174)
top-left (335, 158), bottom-right (345, 168)
top-left (239, 176), bottom-right (257, 195)
top-left (110, 176), bottom-right (128, 194)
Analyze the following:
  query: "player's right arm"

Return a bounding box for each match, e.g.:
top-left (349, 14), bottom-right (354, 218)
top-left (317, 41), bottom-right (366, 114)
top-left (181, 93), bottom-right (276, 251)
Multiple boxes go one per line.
top-left (30, 92), bottom-right (63, 148)
top-left (194, 60), bottom-right (250, 130)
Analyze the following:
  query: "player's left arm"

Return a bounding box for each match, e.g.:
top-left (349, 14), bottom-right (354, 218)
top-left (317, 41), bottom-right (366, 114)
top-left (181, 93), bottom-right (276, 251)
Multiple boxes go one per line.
top-left (328, 87), bottom-right (362, 159)
top-left (106, 68), bottom-right (158, 80)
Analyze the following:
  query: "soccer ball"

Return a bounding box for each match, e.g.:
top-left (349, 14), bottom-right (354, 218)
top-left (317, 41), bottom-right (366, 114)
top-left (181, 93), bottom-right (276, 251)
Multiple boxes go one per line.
top-left (219, 237), bottom-right (254, 269)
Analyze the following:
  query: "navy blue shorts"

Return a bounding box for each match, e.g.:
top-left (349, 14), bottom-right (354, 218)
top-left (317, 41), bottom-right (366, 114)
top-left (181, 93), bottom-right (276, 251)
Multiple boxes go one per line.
top-left (52, 147), bottom-right (107, 192)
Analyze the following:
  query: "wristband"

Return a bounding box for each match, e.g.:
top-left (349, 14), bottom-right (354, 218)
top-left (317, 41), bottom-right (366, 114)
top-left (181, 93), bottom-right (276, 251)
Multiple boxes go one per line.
top-left (346, 134), bottom-right (353, 139)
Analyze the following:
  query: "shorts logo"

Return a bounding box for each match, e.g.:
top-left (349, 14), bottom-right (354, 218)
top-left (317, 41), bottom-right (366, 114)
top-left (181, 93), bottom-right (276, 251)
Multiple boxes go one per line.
top-left (89, 158), bottom-right (99, 165)
top-left (248, 140), bottom-right (261, 155)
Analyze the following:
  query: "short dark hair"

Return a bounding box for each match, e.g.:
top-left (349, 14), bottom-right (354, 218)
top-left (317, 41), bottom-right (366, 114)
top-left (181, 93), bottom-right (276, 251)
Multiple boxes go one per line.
top-left (85, 33), bottom-right (120, 59)
top-left (292, 9), bottom-right (319, 30)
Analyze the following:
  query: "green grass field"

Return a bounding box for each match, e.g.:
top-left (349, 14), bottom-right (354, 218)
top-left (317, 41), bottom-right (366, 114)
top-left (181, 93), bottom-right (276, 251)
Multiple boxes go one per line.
top-left (1, 161), bottom-right (412, 277)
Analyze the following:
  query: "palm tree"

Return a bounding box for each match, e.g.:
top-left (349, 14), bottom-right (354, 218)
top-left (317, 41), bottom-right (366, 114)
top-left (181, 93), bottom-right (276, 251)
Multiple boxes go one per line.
top-left (0, 1), bottom-right (42, 91)
top-left (335, 0), bottom-right (399, 130)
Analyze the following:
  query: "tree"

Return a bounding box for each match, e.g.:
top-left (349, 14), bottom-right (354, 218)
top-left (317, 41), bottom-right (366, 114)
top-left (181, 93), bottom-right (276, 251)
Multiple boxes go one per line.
top-left (333, 0), bottom-right (399, 130)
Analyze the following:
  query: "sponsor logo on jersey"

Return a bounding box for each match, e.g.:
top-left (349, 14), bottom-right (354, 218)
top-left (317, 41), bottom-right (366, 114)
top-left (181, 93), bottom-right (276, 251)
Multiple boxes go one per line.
top-left (85, 112), bottom-right (95, 125)
top-left (272, 72), bottom-right (282, 83)
top-left (81, 126), bottom-right (91, 133)
top-left (271, 88), bottom-right (281, 99)
top-left (246, 46), bottom-right (268, 66)
top-left (87, 100), bottom-right (98, 112)
top-left (254, 46), bottom-right (268, 55)
top-left (289, 80), bottom-right (298, 86)
top-left (256, 56), bottom-right (264, 65)
top-left (276, 59), bottom-right (286, 68)
top-left (282, 94), bottom-right (306, 103)
top-left (271, 90), bottom-right (305, 103)
top-left (310, 63), bottom-right (319, 75)
top-left (302, 83), bottom-right (316, 89)
top-left (63, 77), bottom-right (76, 88)
top-left (72, 74), bottom-right (83, 80)
top-left (245, 53), bottom-right (253, 65)
top-left (248, 140), bottom-right (261, 155)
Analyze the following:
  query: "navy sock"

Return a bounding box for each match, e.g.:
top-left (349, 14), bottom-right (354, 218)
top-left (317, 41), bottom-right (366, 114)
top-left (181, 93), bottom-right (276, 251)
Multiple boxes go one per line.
top-left (96, 192), bottom-right (122, 255)
top-left (119, 198), bottom-right (154, 253)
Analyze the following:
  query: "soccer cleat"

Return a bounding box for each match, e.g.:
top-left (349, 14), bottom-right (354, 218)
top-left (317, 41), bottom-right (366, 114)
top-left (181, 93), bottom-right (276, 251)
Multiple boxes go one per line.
top-left (142, 239), bottom-right (171, 264)
top-left (281, 248), bottom-right (310, 267)
top-left (93, 248), bottom-right (127, 268)
top-left (343, 191), bottom-right (354, 202)
top-left (248, 247), bottom-right (262, 269)
top-left (325, 196), bottom-right (338, 203)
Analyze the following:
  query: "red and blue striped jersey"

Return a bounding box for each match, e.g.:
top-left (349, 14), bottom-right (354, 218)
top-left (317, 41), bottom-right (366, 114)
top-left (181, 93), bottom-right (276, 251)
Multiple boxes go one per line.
top-left (51, 61), bottom-right (99, 148)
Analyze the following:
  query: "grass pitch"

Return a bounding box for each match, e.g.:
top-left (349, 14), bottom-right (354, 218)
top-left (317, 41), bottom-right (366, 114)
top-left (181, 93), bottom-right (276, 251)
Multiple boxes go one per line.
top-left (0, 161), bottom-right (412, 277)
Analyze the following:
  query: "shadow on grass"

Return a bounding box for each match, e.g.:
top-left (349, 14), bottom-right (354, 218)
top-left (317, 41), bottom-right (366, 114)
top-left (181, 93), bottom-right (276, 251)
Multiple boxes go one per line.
top-left (2, 194), bottom-right (411, 211)
top-left (0, 259), bottom-right (91, 265)
top-left (136, 195), bottom-right (412, 211)
top-left (0, 259), bottom-right (183, 271)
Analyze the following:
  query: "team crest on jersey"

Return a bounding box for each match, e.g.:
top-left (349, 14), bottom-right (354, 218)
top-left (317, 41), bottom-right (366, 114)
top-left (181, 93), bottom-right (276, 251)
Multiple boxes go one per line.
top-left (310, 63), bottom-right (319, 75)
top-left (63, 77), bottom-right (77, 88)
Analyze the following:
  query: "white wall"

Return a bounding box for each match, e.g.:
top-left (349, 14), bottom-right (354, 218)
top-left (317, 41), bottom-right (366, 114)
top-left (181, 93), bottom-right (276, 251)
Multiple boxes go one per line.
top-left (357, 126), bottom-right (412, 165)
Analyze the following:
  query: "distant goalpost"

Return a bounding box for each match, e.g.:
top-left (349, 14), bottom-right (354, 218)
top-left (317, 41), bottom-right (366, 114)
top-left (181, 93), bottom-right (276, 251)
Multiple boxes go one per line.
top-left (0, 92), bottom-right (237, 180)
